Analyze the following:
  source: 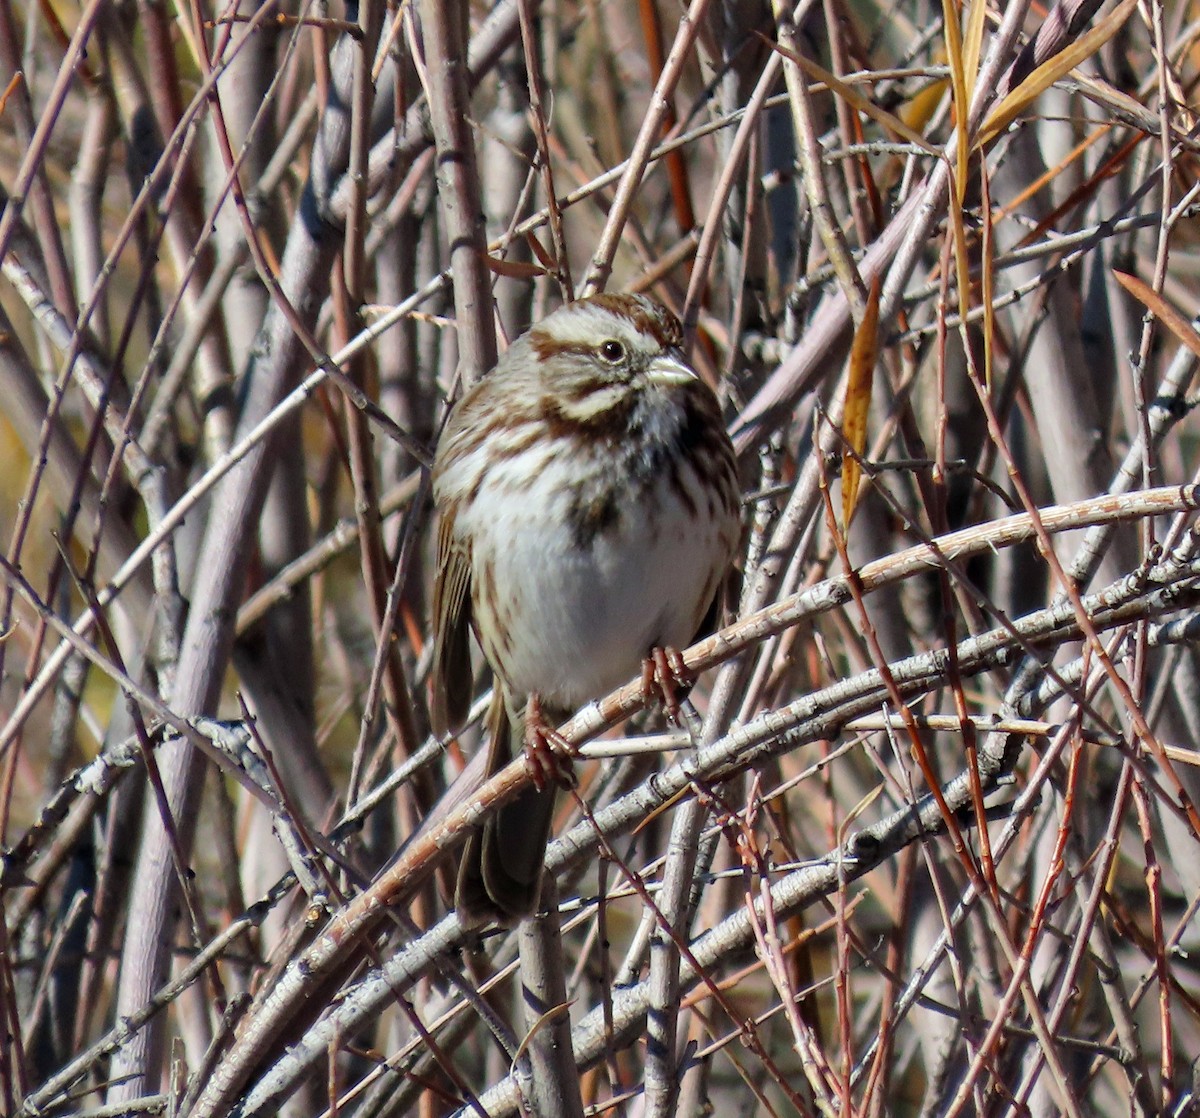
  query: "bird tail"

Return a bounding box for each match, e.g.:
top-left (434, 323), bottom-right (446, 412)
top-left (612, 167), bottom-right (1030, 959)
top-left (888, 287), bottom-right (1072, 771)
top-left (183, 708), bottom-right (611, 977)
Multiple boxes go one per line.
top-left (456, 690), bottom-right (558, 929)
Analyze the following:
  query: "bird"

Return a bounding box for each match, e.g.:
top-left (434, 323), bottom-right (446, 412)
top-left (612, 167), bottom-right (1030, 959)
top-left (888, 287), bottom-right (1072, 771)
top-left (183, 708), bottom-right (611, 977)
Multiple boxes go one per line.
top-left (431, 293), bottom-right (740, 927)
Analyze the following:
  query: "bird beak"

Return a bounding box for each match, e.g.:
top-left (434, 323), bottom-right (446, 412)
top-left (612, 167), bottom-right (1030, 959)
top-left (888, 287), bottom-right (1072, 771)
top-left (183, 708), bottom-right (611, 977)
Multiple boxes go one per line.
top-left (646, 352), bottom-right (698, 387)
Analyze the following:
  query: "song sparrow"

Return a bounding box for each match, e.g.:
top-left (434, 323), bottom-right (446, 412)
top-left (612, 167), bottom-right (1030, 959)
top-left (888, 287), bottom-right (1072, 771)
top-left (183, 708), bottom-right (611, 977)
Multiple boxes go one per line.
top-left (431, 293), bottom-right (740, 928)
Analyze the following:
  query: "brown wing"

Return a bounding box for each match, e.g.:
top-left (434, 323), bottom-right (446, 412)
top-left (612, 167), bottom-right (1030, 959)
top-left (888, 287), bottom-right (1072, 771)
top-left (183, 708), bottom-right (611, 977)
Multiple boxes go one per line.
top-left (430, 509), bottom-right (475, 737)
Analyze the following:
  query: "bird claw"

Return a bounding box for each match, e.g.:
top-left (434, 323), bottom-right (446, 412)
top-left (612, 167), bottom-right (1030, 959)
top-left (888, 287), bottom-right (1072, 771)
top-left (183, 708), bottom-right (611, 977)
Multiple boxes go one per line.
top-left (642, 646), bottom-right (694, 724)
top-left (523, 693), bottom-right (577, 792)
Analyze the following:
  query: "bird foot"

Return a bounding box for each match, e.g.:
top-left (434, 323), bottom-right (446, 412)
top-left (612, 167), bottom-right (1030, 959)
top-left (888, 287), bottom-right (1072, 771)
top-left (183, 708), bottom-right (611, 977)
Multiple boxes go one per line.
top-left (523, 693), bottom-right (577, 792)
top-left (641, 646), bottom-right (694, 724)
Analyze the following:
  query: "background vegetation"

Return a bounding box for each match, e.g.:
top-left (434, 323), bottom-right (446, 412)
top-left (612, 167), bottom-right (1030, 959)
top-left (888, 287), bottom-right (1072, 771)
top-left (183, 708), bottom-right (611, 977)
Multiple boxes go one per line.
top-left (2, 0), bottom-right (1200, 1114)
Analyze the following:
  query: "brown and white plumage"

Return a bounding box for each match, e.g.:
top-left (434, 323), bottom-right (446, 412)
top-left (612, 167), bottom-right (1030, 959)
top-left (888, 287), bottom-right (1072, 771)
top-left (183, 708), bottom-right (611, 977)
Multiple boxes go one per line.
top-left (431, 294), bottom-right (740, 927)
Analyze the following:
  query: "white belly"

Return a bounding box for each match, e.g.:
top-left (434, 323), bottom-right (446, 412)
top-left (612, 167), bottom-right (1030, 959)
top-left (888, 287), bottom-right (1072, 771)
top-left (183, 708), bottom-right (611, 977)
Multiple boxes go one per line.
top-left (456, 440), bottom-right (731, 709)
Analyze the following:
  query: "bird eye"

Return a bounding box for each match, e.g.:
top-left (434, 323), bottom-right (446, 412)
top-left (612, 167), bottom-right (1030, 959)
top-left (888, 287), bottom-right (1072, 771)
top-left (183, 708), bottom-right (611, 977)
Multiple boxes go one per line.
top-left (600, 339), bottom-right (625, 363)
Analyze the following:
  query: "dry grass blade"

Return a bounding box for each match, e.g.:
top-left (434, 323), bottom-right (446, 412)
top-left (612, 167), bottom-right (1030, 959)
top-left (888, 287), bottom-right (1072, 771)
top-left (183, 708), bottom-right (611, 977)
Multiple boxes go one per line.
top-left (976, 0), bottom-right (1140, 150)
top-left (842, 276), bottom-right (880, 528)
top-left (761, 35), bottom-right (941, 156)
top-left (962, 0), bottom-right (988, 104)
top-left (1114, 269), bottom-right (1200, 362)
top-left (942, 0), bottom-right (971, 198)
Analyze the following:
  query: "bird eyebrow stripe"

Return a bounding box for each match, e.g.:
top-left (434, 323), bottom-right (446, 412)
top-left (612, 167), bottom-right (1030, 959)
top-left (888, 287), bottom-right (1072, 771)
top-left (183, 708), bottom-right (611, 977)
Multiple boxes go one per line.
top-left (528, 333), bottom-right (599, 362)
